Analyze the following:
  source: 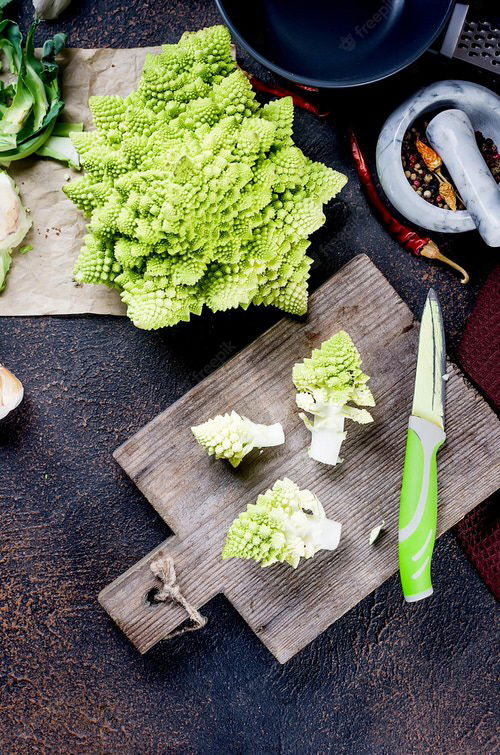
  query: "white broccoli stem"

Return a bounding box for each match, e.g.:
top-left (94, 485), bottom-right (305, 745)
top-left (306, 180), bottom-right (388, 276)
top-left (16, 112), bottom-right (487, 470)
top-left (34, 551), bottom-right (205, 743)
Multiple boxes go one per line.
top-left (314, 518), bottom-right (342, 551)
top-left (304, 497), bottom-right (342, 552)
top-left (308, 404), bottom-right (347, 466)
top-left (251, 422), bottom-right (285, 448)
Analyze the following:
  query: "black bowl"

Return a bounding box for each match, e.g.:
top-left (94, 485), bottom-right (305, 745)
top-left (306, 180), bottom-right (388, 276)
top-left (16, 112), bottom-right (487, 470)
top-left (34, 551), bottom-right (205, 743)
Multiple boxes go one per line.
top-left (216, 0), bottom-right (454, 88)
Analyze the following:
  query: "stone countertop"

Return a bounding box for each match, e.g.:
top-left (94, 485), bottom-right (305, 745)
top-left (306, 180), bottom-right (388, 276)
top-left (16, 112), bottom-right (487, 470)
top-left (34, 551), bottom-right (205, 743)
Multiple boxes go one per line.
top-left (1, 1), bottom-right (498, 752)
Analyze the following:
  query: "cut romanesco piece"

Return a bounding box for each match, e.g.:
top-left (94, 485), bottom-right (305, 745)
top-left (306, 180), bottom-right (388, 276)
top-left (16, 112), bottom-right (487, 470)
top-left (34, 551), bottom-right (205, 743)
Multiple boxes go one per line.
top-left (222, 478), bottom-right (341, 568)
top-left (293, 331), bottom-right (375, 466)
top-left (64, 25), bottom-right (347, 329)
top-left (191, 410), bottom-right (284, 467)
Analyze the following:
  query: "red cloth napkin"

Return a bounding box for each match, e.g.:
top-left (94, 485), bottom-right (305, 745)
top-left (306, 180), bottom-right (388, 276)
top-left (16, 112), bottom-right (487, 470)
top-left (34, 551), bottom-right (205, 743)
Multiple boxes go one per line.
top-left (454, 265), bottom-right (500, 600)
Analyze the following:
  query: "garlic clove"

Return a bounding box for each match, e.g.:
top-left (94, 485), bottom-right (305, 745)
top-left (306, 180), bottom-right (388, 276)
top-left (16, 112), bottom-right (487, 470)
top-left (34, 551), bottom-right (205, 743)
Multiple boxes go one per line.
top-left (0, 364), bottom-right (24, 420)
top-left (32, 0), bottom-right (72, 20)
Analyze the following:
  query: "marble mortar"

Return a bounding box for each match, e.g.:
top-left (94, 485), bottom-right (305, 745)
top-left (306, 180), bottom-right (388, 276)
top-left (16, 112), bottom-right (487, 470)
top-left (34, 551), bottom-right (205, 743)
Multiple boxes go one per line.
top-left (376, 80), bottom-right (500, 240)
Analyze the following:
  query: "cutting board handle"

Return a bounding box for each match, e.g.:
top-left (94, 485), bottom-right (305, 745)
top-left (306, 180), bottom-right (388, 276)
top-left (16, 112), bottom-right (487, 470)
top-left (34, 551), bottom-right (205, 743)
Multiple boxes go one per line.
top-left (99, 537), bottom-right (222, 653)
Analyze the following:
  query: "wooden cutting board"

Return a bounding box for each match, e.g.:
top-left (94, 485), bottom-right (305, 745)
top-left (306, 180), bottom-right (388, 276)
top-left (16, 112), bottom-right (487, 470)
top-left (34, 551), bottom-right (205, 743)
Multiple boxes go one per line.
top-left (99, 255), bottom-right (500, 662)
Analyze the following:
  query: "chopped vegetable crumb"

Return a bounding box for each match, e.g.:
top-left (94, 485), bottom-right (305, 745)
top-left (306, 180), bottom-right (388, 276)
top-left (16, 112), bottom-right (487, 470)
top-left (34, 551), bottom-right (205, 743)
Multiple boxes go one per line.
top-left (369, 520), bottom-right (385, 545)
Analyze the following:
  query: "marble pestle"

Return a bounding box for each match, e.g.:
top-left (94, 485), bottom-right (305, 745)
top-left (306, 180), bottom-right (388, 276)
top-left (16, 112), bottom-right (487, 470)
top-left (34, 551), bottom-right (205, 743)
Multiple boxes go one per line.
top-left (426, 109), bottom-right (500, 247)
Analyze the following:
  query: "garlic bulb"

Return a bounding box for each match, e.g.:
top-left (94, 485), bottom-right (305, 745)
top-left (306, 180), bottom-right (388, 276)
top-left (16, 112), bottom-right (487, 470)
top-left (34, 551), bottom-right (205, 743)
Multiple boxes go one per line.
top-left (32, 0), bottom-right (72, 20)
top-left (0, 364), bottom-right (24, 420)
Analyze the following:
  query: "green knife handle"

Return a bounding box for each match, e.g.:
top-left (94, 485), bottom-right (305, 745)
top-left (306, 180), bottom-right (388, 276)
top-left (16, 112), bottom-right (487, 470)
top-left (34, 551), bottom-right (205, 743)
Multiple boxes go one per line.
top-left (398, 416), bottom-right (446, 602)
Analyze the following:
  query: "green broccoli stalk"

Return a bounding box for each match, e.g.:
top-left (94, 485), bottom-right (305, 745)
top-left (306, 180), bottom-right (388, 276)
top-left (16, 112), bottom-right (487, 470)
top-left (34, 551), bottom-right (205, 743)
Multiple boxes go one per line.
top-left (293, 331), bottom-right (375, 466)
top-left (0, 171), bottom-right (32, 291)
top-left (36, 135), bottom-right (80, 169)
top-left (36, 123), bottom-right (83, 169)
top-left (192, 410), bottom-right (284, 468)
top-left (222, 478), bottom-right (341, 568)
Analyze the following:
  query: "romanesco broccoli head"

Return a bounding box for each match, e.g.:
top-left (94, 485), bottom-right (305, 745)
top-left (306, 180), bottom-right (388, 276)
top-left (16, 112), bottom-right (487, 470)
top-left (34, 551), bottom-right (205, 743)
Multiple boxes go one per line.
top-left (191, 410), bottom-right (284, 467)
top-left (222, 478), bottom-right (341, 567)
top-left (65, 25), bottom-right (347, 329)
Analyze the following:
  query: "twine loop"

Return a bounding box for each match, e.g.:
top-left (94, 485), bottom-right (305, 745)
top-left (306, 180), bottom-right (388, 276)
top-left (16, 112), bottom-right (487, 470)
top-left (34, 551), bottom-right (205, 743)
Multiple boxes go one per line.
top-left (149, 553), bottom-right (207, 640)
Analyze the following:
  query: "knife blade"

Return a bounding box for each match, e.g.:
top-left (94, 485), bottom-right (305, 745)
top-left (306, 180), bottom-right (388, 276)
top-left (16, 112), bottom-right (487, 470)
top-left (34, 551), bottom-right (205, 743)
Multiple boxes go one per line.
top-left (412, 289), bottom-right (446, 430)
top-left (398, 289), bottom-right (447, 602)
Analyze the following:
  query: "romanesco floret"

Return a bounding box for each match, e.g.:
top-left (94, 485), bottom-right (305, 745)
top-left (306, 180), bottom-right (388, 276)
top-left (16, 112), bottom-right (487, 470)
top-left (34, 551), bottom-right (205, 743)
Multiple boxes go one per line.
top-left (191, 410), bottom-right (284, 467)
top-left (64, 25), bottom-right (347, 329)
top-left (293, 331), bottom-right (375, 466)
top-left (222, 478), bottom-right (341, 567)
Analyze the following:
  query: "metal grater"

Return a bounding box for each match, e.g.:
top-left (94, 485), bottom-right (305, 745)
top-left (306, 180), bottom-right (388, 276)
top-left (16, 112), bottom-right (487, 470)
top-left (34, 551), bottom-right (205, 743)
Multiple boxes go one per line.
top-left (441, 3), bottom-right (500, 73)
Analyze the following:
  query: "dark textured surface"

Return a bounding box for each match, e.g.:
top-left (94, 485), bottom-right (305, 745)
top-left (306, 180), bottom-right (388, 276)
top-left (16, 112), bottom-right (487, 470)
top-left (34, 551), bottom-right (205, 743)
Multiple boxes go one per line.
top-left (1, 1), bottom-right (499, 752)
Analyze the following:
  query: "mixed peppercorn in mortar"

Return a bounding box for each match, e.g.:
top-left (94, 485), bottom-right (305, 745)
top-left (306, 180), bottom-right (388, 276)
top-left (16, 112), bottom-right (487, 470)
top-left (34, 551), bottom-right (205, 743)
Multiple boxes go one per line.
top-left (64, 25), bottom-right (347, 330)
top-left (402, 115), bottom-right (500, 210)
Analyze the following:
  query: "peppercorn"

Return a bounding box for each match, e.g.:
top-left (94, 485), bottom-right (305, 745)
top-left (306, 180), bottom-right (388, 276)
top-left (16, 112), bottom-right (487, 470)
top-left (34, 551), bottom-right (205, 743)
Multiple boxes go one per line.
top-left (402, 120), bottom-right (498, 208)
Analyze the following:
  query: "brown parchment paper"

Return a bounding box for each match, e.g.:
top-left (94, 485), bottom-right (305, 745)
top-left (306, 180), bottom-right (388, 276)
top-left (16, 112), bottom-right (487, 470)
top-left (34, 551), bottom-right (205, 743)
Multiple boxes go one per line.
top-left (1, 47), bottom-right (161, 316)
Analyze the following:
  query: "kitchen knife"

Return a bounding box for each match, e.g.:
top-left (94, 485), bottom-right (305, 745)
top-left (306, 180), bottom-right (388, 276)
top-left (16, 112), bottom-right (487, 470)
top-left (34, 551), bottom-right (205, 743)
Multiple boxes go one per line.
top-left (399, 289), bottom-right (447, 602)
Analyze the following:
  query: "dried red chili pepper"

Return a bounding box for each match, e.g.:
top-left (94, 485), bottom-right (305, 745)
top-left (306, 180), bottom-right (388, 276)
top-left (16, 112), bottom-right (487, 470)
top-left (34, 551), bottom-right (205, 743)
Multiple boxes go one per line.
top-left (248, 75), bottom-right (330, 119)
top-left (349, 130), bottom-right (430, 254)
top-left (348, 130), bottom-right (469, 283)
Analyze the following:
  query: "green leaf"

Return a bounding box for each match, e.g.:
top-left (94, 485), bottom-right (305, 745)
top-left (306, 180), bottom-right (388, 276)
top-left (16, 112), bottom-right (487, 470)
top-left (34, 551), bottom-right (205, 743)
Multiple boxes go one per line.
top-left (0, 81), bottom-right (16, 104)
top-left (0, 247), bottom-right (12, 293)
top-left (0, 72), bottom-right (34, 136)
top-left (0, 115), bottom-right (57, 162)
top-left (41, 32), bottom-right (68, 82)
top-left (0, 134), bottom-right (17, 151)
top-left (0, 20), bottom-right (23, 73)
top-left (24, 22), bottom-right (49, 132)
